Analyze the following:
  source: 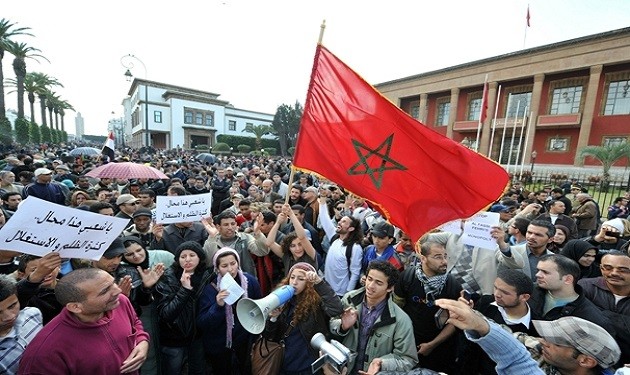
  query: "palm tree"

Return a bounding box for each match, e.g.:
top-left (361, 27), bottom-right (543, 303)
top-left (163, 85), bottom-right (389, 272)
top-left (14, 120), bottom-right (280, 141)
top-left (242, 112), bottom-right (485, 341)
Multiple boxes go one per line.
top-left (6, 72), bottom-right (62, 124)
top-left (579, 143), bottom-right (630, 190)
top-left (4, 40), bottom-right (48, 119)
top-left (0, 18), bottom-right (32, 120)
top-left (242, 123), bottom-right (273, 151)
top-left (271, 101), bottom-right (303, 156)
top-left (56, 99), bottom-right (74, 133)
top-left (45, 90), bottom-right (60, 130)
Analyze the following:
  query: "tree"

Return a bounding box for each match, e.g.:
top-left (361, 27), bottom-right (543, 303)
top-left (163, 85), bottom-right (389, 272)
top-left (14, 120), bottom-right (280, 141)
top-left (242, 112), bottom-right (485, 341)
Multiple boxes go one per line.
top-left (6, 72), bottom-right (62, 124)
top-left (4, 40), bottom-right (48, 119)
top-left (271, 101), bottom-right (303, 156)
top-left (14, 117), bottom-right (29, 144)
top-left (0, 117), bottom-right (12, 144)
top-left (40, 122), bottom-right (51, 143)
top-left (29, 121), bottom-right (40, 143)
top-left (56, 99), bottom-right (74, 132)
top-left (242, 123), bottom-right (272, 151)
top-left (0, 18), bottom-right (33, 120)
top-left (579, 143), bottom-right (630, 190)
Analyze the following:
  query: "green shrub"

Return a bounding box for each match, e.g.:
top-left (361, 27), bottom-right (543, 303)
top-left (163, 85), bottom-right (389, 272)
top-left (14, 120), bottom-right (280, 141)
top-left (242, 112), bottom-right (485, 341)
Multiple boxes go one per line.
top-left (29, 122), bottom-right (41, 144)
top-left (0, 117), bottom-right (13, 144)
top-left (40, 123), bottom-right (51, 143)
top-left (237, 144), bottom-right (251, 153)
top-left (15, 118), bottom-right (30, 145)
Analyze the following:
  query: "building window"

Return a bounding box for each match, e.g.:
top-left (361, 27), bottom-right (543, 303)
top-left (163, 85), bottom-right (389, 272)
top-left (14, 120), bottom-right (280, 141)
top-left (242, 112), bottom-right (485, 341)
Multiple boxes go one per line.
top-left (184, 110), bottom-right (193, 124)
top-left (468, 97), bottom-right (482, 121)
top-left (205, 113), bottom-right (214, 127)
top-left (548, 137), bottom-right (569, 152)
top-left (604, 80), bottom-right (630, 115)
top-left (195, 113), bottom-right (203, 125)
top-left (228, 120), bottom-right (236, 131)
top-left (436, 99), bottom-right (450, 126)
top-left (410, 104), bottom-right (420, 120)
top-left (154, 111), bottom-right (162, 123)
top-left (506, 92), bottom-right (531, 118)
top-left (602, 136), bottom-right (628, 147)
top-left (550, 86), bottom-right (582, 114)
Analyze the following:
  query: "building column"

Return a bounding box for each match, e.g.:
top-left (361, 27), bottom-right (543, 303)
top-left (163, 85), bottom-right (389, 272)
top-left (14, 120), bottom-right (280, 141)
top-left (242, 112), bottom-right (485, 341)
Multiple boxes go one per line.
top-left (574, 64), bottom-right (603, 166)
top-left (479, 81), bottom-right (498, 156)
top-left (447, 88), bottom-right (460, 139)
top-left (419, 93), bottom-right (428, 124)
top-left (523, 74), bottom-right (545, 164)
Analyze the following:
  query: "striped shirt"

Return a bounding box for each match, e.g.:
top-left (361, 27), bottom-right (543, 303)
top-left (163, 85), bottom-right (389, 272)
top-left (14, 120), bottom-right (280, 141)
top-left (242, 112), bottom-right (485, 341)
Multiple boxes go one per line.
top-left (0, 307), bottom-right (43, 374)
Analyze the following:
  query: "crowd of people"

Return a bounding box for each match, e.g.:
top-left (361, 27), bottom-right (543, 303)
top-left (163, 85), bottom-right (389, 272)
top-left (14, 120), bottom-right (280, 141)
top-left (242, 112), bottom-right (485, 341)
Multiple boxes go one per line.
top-left (0, 146), bottom-right (629, 375)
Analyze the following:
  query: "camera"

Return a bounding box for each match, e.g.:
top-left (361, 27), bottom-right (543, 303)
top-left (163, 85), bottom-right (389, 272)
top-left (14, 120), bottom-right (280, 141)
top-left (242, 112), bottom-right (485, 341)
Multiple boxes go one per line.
top-left (310, 333), bottom-right (355, 374)
top-left (605, 230), bottom-right (621, 238)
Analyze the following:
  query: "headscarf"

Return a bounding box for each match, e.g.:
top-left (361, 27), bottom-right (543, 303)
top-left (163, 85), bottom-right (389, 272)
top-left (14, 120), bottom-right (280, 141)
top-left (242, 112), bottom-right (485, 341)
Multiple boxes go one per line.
top-left (173, 241), bottom-right (207, 289)
top-left (212, 247), bottom-right (248, 348)
top-left (121, 235), bottom-right (150, 270)
top-left (561, 239), bottom-right (599, 279)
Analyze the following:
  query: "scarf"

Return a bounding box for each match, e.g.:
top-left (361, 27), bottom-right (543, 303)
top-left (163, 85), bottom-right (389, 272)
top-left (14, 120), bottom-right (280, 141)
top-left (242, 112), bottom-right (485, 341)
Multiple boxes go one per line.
top-left (415, 266), bottom-right (448, 307)
top-left (213, 248), bottom-right (248, 348)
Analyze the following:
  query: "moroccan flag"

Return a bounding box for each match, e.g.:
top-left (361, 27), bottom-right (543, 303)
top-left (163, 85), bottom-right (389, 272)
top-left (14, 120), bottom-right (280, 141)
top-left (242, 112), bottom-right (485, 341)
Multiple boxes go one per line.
top-left (526, 6), bottom-right (531, 27)
top-left (102, 131), bottom-right (116, 163)
top-left (480, 81), bottom-right (489, 124)
top-left (293, 45), bottom-right (509, 241)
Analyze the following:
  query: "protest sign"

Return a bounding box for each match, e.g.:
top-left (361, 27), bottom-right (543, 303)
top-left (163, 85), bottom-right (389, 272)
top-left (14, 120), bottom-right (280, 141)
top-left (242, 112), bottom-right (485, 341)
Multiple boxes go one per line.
top-left (0, 197), bottom-right (129, 260)
top-left (155, 193), bottom-right (211, 224)
top-left (461, 211), bottom-right (500, 249)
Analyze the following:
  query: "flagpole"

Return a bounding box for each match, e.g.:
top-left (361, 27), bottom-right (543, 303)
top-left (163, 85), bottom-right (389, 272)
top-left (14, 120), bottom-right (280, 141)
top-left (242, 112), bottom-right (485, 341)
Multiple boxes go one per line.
top-left (318, 20), bottom-right (326, 45)
top-left (524, 4), bottom-right (530, 49)
top-left (285, 168), bottom-right (297, 204)
top-left (488, 85), bottom-right (502, 159)
top-left (498, 93), bottom-right (511, 164)
top-left (474, 74), bottom-right (488, 152)
top-left (515, 106), bottom-right (528, 177)
top-left (519, 110), bottom-right (533, 178)
top-left (507, 101), bottom-right (520, 174)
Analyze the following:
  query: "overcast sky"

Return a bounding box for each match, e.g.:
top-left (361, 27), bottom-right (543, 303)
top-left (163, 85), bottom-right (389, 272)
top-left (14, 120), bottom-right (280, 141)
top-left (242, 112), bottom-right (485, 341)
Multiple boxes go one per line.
top-left (3, 0), bottom-right (630, 136)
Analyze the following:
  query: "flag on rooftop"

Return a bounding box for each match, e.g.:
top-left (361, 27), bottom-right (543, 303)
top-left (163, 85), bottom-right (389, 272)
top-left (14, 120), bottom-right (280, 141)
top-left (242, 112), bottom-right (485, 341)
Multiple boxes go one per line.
top-left (293, 45), bottom-right (509, 241)
top-left (526, 5), bottom-right (531, 27)
top-left (102, 131), bottom-right (115, 163)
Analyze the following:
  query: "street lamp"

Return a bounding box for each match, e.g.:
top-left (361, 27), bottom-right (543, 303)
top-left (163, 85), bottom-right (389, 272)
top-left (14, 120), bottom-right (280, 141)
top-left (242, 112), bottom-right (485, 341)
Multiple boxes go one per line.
top-left (121, 54), bottom-right (149, 148)
top-left (530, 150), bottom-right (538, 175)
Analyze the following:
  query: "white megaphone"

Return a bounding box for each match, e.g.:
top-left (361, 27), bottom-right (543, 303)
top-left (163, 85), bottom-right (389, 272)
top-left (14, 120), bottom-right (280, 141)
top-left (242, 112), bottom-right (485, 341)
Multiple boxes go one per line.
top-left (236, 285), bottom-right (295, 334)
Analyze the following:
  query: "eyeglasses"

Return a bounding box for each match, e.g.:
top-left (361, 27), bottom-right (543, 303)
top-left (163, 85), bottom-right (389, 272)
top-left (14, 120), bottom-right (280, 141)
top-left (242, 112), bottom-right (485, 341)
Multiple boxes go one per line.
top-left (600, 264), bottom-right (630, 274)
top-left (335, 207), bottom-right (344, 210)
top-left (125, 202), bottom-right (139, 206)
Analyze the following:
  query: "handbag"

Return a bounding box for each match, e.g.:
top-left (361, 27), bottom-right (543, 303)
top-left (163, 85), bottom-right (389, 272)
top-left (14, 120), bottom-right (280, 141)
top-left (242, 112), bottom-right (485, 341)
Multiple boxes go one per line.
top-left (251, 322), bottom-right (293, 374)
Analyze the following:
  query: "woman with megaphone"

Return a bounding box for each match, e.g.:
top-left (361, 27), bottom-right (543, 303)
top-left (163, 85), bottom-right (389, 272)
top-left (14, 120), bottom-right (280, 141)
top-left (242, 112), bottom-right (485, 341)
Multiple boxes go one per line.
top-left (197, 247), bottom-right (262, 374)
top-left (261, 262), bottom-right (344, 375)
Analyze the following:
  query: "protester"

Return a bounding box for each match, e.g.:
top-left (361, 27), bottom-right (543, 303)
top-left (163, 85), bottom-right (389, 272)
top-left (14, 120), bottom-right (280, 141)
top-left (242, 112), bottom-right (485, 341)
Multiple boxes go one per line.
top-left (197, 247), bottom-right (261, 374)
top-left (18, 268), bottom-right (150, 374)
top-left (560, 239), bottom-right (601, 280)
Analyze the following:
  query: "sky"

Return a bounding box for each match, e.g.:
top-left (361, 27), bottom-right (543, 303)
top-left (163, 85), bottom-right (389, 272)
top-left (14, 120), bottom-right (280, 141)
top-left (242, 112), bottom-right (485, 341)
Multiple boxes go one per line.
top-left (3, 0), bottom-right (630, 136)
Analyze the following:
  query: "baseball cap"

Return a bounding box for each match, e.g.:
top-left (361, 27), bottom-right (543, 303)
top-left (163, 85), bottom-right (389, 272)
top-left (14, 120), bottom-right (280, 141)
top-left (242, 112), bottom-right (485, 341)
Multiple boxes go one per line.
top-left (236, 172), bottom-right (245, 177)
top-left (133, 208), bottom-right (152, 219)
top-left (533, 317), bottom-right (620, 368)
top-left (102, 237), bottom-right (126, 259)
top-left (116, 194), bottom-right (139, 206)
top-left (55, 164), bottom-right (70, 171)
top-left (490, 204), bottom-right (512, 213)
top-left (34, 168), bottom-right (53, 177)
top-left (304, 186), bottom-right (318, 194)
top-left (371, 221), bottom-right (395, 238)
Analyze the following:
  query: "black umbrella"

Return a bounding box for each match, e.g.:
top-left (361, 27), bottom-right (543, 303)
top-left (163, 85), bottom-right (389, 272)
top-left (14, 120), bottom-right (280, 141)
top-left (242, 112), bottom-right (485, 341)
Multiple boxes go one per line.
top-left (196, 153), bottom-right (216, 165)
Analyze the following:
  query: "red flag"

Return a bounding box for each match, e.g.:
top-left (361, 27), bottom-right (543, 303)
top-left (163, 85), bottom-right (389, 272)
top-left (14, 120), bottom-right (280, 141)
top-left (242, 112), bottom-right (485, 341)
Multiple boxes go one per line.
top-left (526, 6), bottom-right (531, 27)
top-left (480, 82), bottom-right (489, 124)
top-left (102, 131), bottom-right (116, 162)
top-left (293, 45), bottom-right (509, 241)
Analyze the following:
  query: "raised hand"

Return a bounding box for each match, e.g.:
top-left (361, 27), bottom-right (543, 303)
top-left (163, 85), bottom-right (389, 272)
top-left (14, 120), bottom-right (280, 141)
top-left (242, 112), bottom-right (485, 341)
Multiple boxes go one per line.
top-left (118, 275), bottom-right (132, 296)
top-left (138, 263), bottom-right (165, 288)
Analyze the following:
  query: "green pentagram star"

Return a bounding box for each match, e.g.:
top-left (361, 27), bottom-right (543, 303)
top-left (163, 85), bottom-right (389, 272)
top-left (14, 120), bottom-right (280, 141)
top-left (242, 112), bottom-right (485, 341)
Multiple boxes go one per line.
top-left (347, 134), bottom-right (407, 189)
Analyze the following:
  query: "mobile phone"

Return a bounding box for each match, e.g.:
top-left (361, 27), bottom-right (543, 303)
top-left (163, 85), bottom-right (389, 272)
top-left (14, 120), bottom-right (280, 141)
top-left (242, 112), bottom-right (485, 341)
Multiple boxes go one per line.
top-left (434, 308), bottom-right (449, 329)
top-left (605, 230), bottom-right (621, 238)
top-left (463, 290), bottom-right (473, 301)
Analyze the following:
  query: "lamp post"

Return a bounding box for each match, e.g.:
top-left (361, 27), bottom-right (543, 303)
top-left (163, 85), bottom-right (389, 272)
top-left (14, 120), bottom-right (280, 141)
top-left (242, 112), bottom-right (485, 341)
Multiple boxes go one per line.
top-left (121, 54), bottom-right (149, 149)
top-left (530, 150), bottom-right (537, 176)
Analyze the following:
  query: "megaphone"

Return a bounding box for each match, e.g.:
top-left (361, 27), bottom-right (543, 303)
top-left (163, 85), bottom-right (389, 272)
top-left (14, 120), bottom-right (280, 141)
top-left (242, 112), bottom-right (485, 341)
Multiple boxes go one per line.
top-left (236, 285), bottom-right (294, 334)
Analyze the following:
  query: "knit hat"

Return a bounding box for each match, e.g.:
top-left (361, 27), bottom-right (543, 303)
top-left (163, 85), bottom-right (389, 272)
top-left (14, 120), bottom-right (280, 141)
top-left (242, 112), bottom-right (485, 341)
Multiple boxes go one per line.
top-left (174, 241), bottom-right (207, 265)
top-left (288, 262), bottom-right (316, 277)
top-left (213, 247), bottom-right (248, 349)
top-left (601, 218), bottom-right (624, 234)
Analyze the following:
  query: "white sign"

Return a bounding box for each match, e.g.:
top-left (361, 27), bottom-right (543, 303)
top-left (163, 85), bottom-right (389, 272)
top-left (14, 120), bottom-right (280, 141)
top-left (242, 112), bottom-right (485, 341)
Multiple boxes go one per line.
top-left (439, 219), bottom-right (463, 235)
top-left (0, 197), bottom-right (130, 261)
top-left (155, 193), bottom-right (212, 224)
top-left (219, 272), bottom-right (245, 306)
top-left (461, 211), bottom-right (500, 249)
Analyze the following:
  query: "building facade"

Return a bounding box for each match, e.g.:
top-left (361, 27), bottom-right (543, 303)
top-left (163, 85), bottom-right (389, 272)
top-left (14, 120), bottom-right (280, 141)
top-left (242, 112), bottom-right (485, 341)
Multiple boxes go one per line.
top-left (122, 79), bottom-right (274, 149)
top-left (375, 27), bottom-right (630, 168)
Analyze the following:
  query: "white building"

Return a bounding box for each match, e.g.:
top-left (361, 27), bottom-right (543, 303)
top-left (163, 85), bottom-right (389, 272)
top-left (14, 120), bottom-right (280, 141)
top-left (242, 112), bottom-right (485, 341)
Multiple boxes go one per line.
top-left (74, 112), bottom-right (85, 140)
top-left (122, 79), bottom-right (274, 149)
